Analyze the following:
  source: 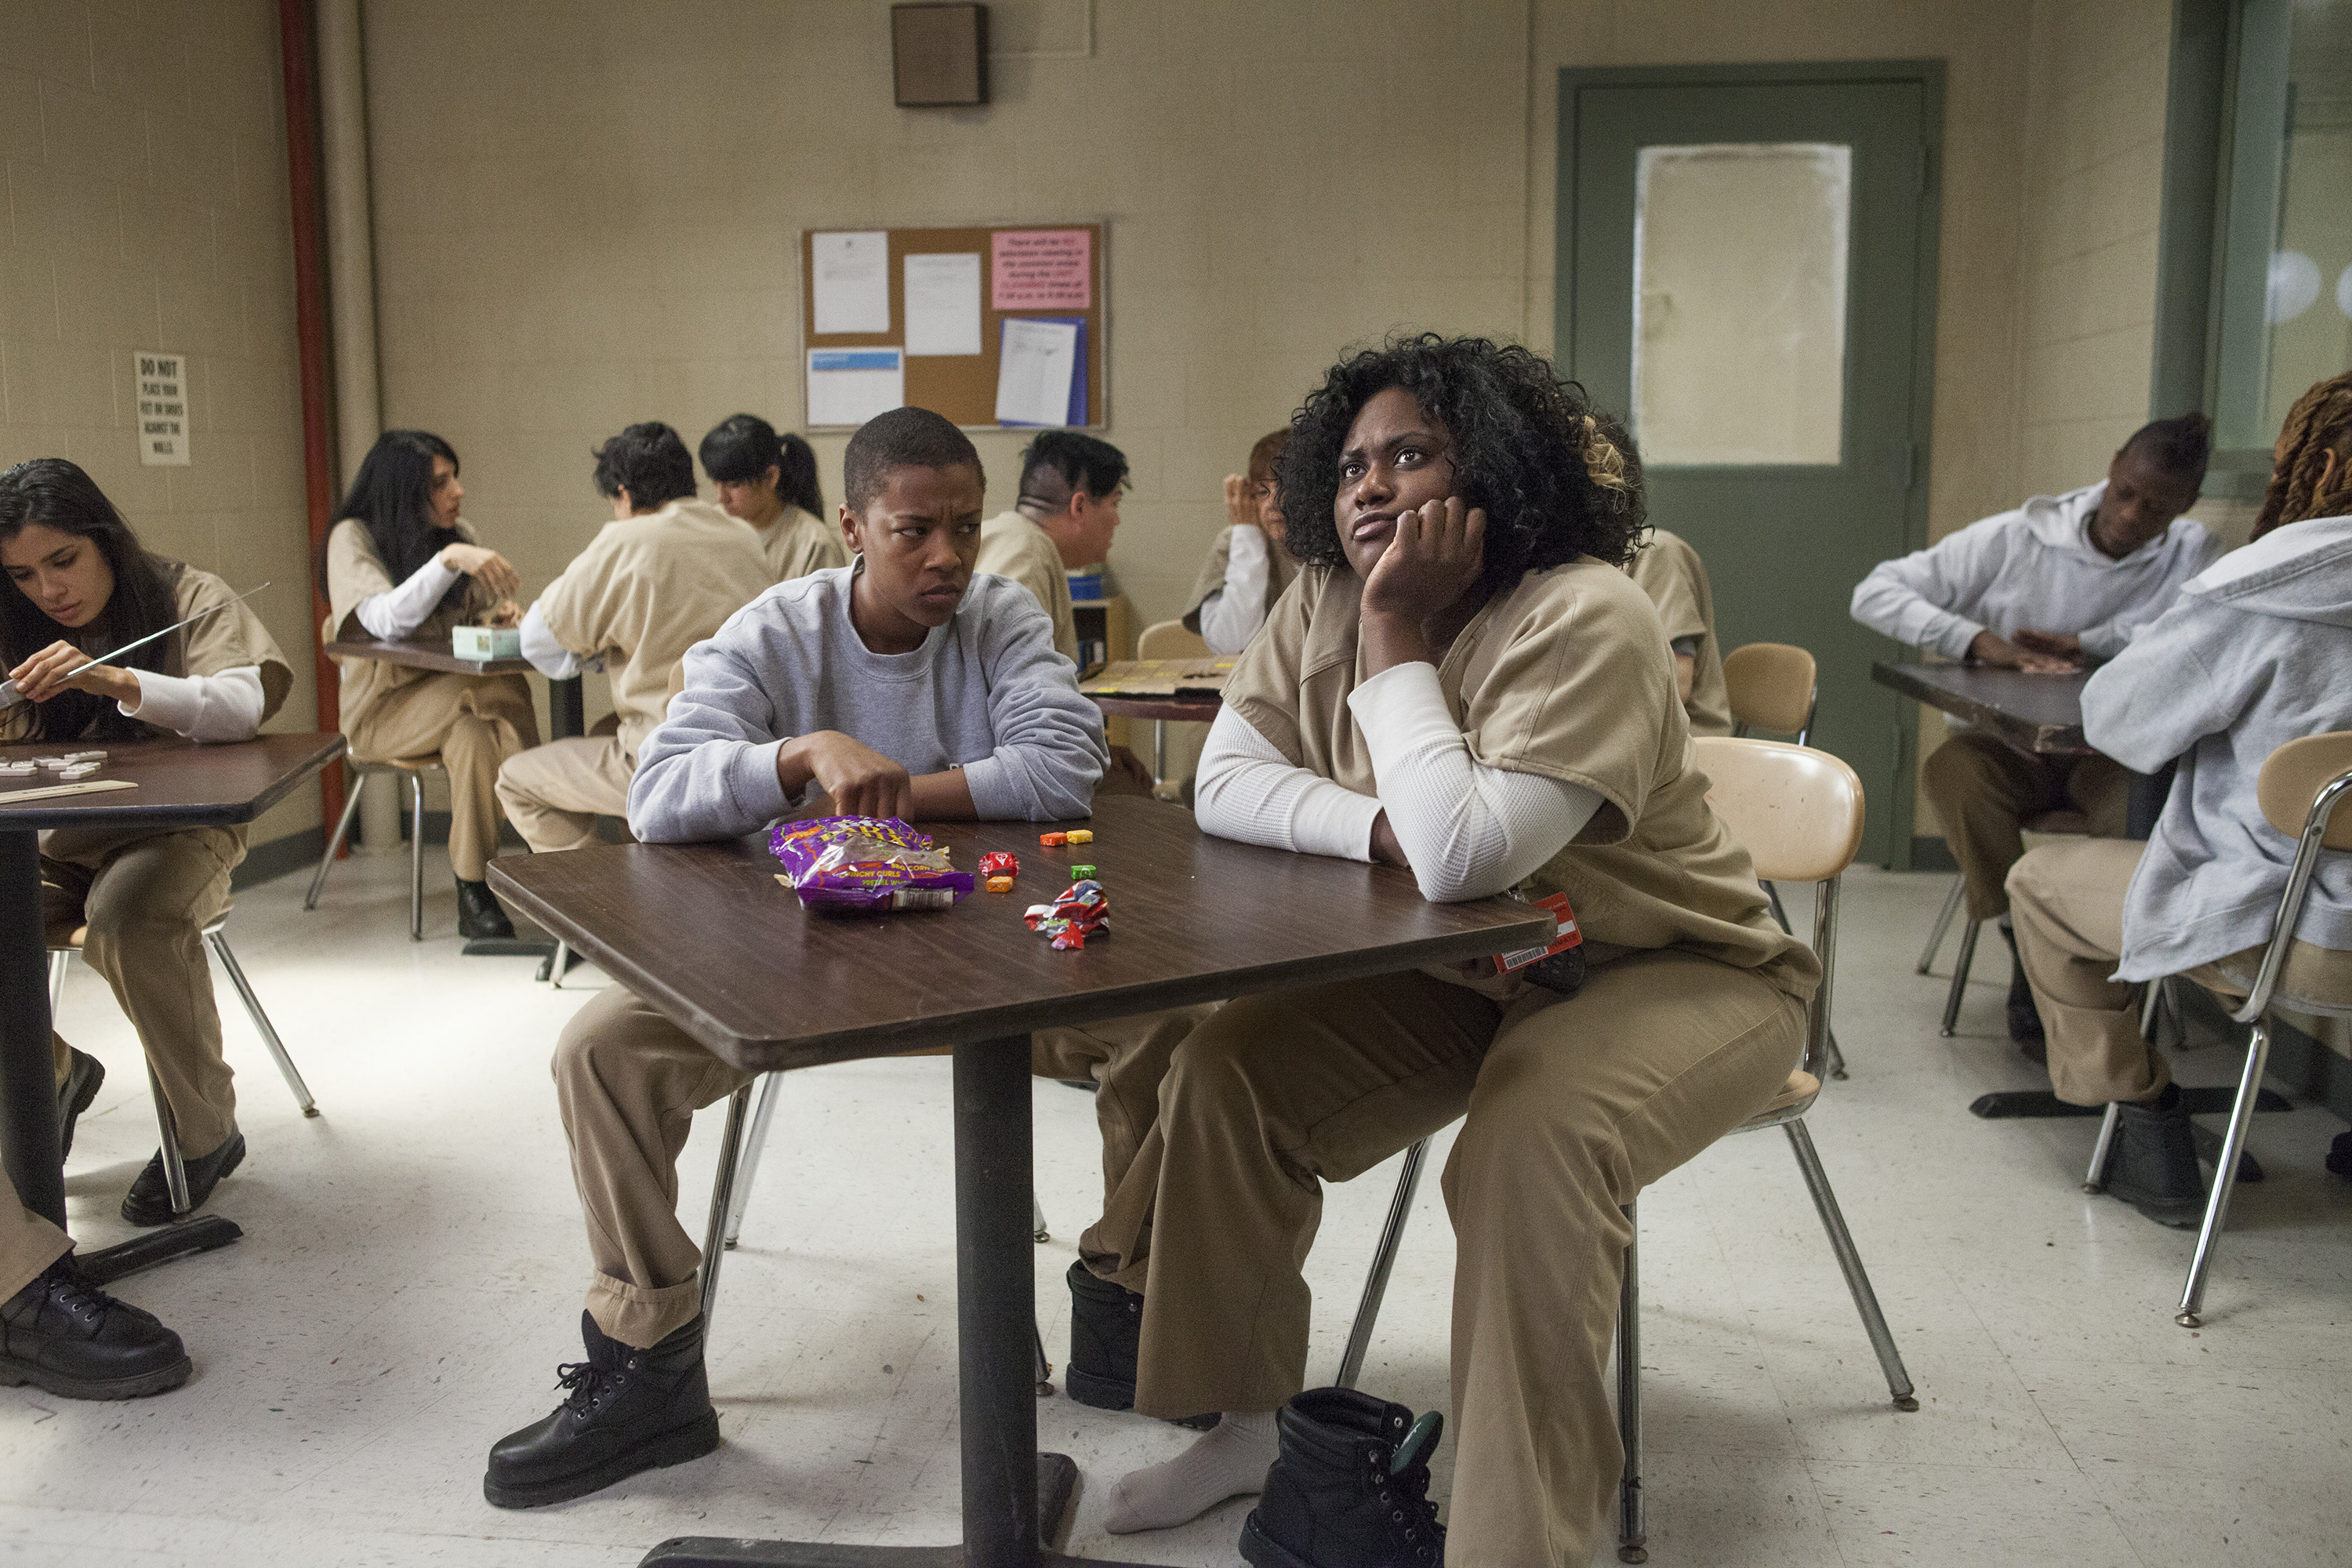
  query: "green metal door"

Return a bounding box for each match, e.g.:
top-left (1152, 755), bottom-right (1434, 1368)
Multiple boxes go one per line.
top-left (1562, 64), bottom-right (1944, 866)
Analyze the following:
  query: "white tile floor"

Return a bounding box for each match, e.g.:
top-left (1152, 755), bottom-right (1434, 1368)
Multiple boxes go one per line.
top-left (6, 853), bottom-right (2349, 1567)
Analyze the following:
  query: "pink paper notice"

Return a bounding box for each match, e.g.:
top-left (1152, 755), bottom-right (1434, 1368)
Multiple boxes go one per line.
top-left (991, 230), bottom-right (1091, 311)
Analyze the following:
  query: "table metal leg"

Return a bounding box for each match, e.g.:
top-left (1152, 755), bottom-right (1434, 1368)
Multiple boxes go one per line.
top-left (636, 1032), bottom-right (1149, 1567)
top-left (0, 829), bottom-right (66, 1229)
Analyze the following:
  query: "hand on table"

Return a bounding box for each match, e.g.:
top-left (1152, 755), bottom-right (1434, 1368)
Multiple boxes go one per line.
top-left (1108, 744), bottom-right (1156, 791)
top-left (779, 731), bottom-right (913, 821)
top-left (1370, 811), bottom-right (1412, 872)
top-left (6, 641), bottom-right (139, 707)
top-left (439, 543), bottom-right (521, 601)
top-left (2009, 628), bottom-right (2083, 662)
top-left (483, 598), bottom-right (523, 629)
top-left (1966, 630), bottom-right (2078, 674)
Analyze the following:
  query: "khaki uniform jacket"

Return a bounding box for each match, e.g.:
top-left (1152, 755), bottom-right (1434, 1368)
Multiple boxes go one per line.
top-left (1626, 527), bottom-right (1733, 737)
top-left (532, 498), bottom-right (774, 761)
top-left (751, 505), bottom-right (852, 584)
top-left (322, 516), bottom-right (502, 730)
top-left (975, 510), bottom-right (1077, 662)
top-left (1222, 559), bottom-right (1817, 1004)
top-left (1181, 526), bottom-right (1302, 637)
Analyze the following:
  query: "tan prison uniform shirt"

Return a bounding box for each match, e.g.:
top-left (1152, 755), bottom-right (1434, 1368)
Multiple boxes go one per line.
top-left (322, 516), bottom-right (503, 730)
top-left (1626, 527), bottom-right (1733, 737)
top-left (976, 510), bottom-right (1077, 662)
top-left (751, 505), bottom-right (851, 584)
top-left (1222, 559), bottom-right (1815, 1002)
top-left (1181, 526), bottom-right (1302, 636)
top-left (532, 497), bottom-right (774, 760)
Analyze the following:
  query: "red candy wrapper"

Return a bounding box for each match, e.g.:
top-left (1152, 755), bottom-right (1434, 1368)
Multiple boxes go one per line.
top-left (768, 816), bottom-right (974, 913)
top-left (979, 851), bottom-right (1019, 877)
top-left (1024, 878), bottom-right (1109, 949)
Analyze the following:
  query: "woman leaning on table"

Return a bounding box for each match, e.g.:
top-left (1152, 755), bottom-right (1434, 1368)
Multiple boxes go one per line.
top-left (321, 430), bottom-right (539, 941)
top-left (0, 456), bottom-right (293, 1225)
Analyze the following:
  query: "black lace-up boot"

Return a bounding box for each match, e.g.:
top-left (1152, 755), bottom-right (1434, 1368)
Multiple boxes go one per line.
top-left (456, 877), bottom-right (516, 941)
top-left (484, 1311), bottom-right (720, 1508)
top-left (2107, 1083), bottom-right (2207, 1228)
top-left (1065, 1260), bottom-right (1218, 1428)
top-left (1241, 1387), bottom-right (1446, 1568)
top-left (57, 1047), bottom-right (103, 1163)
top-left (2001, 924), bottom-right (2046, 1059)
top-left (0, 1256), bottom-right (191, 1400)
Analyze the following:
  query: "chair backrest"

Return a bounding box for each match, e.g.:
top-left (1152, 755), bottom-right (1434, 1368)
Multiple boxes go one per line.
top-left (1723, 642), bottom-right (1817, 738)
top-left (2256, 731), bottom-right (2352, 850)
top-left (1138, 619), bottom-right (1211, 661)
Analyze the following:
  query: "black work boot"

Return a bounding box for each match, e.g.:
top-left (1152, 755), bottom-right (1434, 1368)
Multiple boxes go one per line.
top-left (2106, 1084), bottom-right (2206, 1228)
top-left (1242, 1388), bottom-right (1446, 1568)
top-left (2000, 924), bottom-right (2046, 1061)
top-left (0, 1256), bottom-right (192, 1400)
top-left (456, 877), bottom-right (516, 941)
top-left (1065, 1260), bottom-right (1216, 1428)
top-left (120, 1130), bottom-right (245, 1226)
top-left (484, 1311), bottom-right (720, 1508)
top-left (57, 1047), bottom-right (104, 1163)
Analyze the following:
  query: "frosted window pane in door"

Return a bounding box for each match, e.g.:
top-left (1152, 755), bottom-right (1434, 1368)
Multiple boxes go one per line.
top-left (1634, 143), bottom-right (1850, 465)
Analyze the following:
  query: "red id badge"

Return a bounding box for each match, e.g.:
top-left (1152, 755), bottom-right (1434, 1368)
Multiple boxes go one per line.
top-left (1492, 891), bottom-right (1582, 975)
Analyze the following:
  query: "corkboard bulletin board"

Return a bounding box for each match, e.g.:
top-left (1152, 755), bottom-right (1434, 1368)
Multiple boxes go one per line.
top-left (800, 223), bottom-right (1106, 430)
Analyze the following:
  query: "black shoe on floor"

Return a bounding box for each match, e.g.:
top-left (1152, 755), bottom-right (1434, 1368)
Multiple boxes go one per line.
top-left (457, 877), bottom-right (516, 941)
top-left (0, 1256), bottom-right (191, 1400)
top-left (1999, 924), bottom-right (2046, 1060)
top-left (484, 1311), bottom-right (720, 1508)
top-left (2106, 1084), bottom-right (2207, 1228)
top-left (1241, 1386), bottom-right (1446, 1568)
top-left (57, 1048), bottom-right (104, 1163)
top-left (1065, 1259), bottom-right (1217, 1429)
top-left (120, 1131), bottom-right (245, 1227)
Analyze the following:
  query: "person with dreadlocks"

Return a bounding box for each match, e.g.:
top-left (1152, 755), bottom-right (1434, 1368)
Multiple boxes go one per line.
top-left (1852, 413), bottom-right (2217, 1051)
top-left (1066, 336), bottom-right (1817, 1565)
top-left (2, 458), bottom-right (293, 1224)
top-left (2006, 373), bottom-right (2352, 1226)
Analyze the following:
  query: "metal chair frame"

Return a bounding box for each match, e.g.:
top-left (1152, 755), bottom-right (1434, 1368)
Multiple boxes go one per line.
top-left (1331, 751), bottom-right (1916, 1563)
top-left (50, 914), bottom-right (318, 1218)
top-left (2080, 762), bottom-right (2352, 1328)
top-left (303, 757), bottom-right (440, 942)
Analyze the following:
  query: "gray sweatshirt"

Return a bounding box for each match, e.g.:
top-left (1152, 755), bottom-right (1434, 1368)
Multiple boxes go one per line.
top-left (626, 564), bottom-right (1108, 840)
top-left (2081, 515), bottom-right (2352, 993)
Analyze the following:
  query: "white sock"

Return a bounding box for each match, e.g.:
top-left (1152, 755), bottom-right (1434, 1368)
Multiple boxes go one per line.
top-left (1102, 1410), bottom-right (1279, 1534)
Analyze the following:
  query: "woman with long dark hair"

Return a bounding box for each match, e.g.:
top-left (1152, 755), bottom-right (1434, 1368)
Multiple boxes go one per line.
top-left (697, 414), bottom-right (848, 583)
top-left (1064, 337), bottom-right (1817, 1563)
top-left (2, 457), bottom-right (294, 1225)
top-left (322, 430), bottom-right (539, 940)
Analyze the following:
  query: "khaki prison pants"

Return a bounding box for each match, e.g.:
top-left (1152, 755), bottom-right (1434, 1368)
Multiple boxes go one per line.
top-left (42, 824), bottom-right (245, 1156)
top-left (347, 671), bottom-right (538, 880)
top-left (1078, 953), bottom-right (1806, 1568)
top-left (496, 735), bottom-right (633, 855)
top-left (1922, 731), bottom-right (2129, 920)
top-left (554, 984), bottom-right (1208, 1349)
top-left (2007, 837), bottom-right (2352, 1106)
top-left (0, 1165), bottom-right (72, 1303)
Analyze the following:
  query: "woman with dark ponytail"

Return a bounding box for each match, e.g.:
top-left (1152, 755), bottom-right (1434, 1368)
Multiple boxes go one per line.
top-left (321, 430), bottom-right (539, 940)
top-left (2, 457), bottom-right (294, 1225)
top-left (698, 414), bottom-right (850, 583)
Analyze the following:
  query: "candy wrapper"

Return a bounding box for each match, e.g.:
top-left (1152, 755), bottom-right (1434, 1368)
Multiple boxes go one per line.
top-left (769, 815), bottom-right (974, 913)
top-left (1023, 879), bottom-right (1109, 950)
top-left (979, 851), bottom-right (1019, 878)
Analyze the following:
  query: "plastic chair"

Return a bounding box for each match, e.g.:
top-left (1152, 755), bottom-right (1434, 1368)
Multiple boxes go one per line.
top-left (1135, 619), bottom-right (1214, 790)
top-left (303, 755), bottom-right (443, 941)
top-left (1915, 807), bottom-right (2092, 1036)
top-left (50, 909), bottom-right (319, 1217)
top-left (2081, 731), bottom-right (2352, 1328)
top-left (1331, 738), bottom-right (1916, 1563)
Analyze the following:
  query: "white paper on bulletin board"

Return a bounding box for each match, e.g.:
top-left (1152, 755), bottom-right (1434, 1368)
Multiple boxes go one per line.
top-left (994, 318), bottom-right (1078, 426)
top-left (811, 231), bottom-right (891, 335)
top-left (903, 252), bottom-right (982, 355)
top-left (807, 348), bottom-right (906, 428)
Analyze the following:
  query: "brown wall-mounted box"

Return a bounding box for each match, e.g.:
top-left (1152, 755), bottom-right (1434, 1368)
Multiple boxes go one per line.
top-left (892, 4), bottom-right (987, 107)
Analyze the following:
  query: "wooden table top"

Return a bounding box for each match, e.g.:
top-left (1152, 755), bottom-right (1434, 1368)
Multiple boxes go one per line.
top-left (325, 637), bottom-right (538, 677)
top-left (488, 795), bottom-right (1553, 1073)
top-left (1087, 692), bottom-right (1224, 724)
top-left (1871, 660), bottom-right (2094, 755)
top-left (0, 732), bottom-right (347, 830)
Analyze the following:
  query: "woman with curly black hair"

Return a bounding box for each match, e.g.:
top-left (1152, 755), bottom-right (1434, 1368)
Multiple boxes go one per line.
top-left (1063, 337), bottom-right (1819, 1565)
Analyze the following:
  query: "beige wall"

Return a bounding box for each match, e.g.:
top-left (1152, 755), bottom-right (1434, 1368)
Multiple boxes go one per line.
top-left (0, 0), bottom-right (320, 845)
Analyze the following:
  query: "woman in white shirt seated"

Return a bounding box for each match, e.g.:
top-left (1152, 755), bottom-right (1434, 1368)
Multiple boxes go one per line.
top-left (321, 430), bottom-right (539, 940)
top-left (1185, 427), bottom-right (1304, 655)
top-left (2, 457), bottom-right (296, 1223)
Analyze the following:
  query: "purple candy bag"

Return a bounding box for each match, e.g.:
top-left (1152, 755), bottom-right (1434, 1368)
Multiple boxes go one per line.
top-left (768, 815), bottom-right (975, 913)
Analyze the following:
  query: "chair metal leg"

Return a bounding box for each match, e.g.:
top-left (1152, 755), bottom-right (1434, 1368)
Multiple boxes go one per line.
top-left (1152, 718), bottom-right (1168, 788)
top-left (146, 1062), bottom-right (193, 1216)
top-left (50, 949), bottom-right (68, 1017)
top-left (304, 771), bottom-right (367, 911)
top-left (1917, 876), bottom-right (1965, 974)
top-left (1033, 1194), bottom-right (1050, 1243)
top-left (1764, 880), bottom-right (1790, 934)
top-left (1616, 1199), bottom-right (1646, 1564)
top-left (1784, 1119), bottom-right (1918, 1408)
top-left (407, 773), bottom-right (426, 942)
top-left (205, 930), bottom-right (316, 1116)
top-left (2177, 1019), bottom-right (2272, 1328)
top-left (1939, 918), bottom-right (1981, 1036)
top-left (723, 1073), bottom-right (784, 1250)
top-left (2082, 1102), bottom-right (2124, 1192)
top-left (698, 1083), bottom-right (755, 1330)
top-left (548, 939), bottom-right (570, 989)
top-left (1334, 1137), bottom-right (1430, 1390)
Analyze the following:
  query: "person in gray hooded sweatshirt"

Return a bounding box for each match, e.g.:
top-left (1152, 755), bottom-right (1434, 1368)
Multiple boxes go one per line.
top-left (1854, 414), bottom-right (2216, 1047)
top-left (2005, 372), bottom-right (2352, 1226)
